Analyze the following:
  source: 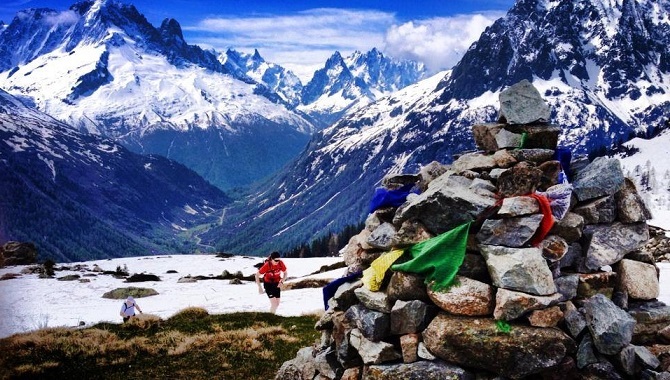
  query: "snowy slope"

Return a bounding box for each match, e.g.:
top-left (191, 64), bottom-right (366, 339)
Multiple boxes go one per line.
top-left (0, 255), bottom-right (345, 338)
top-left (0, 89), bottom-right (230, 262)
top-left (617, 129), bottom-right (670, 230)
top-left (0, 1), bottom-right (314, 190)
top-left (3, 254), bottom-right (670, 341)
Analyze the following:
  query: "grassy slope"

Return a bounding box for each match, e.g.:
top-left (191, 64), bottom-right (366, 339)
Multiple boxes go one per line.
top-left (0, 309), bottom-right (320, 380)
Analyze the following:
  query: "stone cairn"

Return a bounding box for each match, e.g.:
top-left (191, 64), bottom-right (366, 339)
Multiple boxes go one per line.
top-left (276, 80), bottom-right (670, 379)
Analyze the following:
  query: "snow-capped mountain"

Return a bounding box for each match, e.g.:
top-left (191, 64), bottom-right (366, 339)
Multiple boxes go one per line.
top-left (220, 48), bottom-right (304, 108)
top-left (0, 89), bottom-right (230, 262)
top-left (298, 48), bottom-right (427, 128)
top-left (208, 0), bottom-right (670, 255)
top-left (220, 47), bottom-right (427, 129)
top-left (0, 0), bottom-right (315, 190)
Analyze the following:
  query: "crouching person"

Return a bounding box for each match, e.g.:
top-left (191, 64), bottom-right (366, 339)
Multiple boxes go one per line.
top-left (120, 296), bottom-right (143, 323)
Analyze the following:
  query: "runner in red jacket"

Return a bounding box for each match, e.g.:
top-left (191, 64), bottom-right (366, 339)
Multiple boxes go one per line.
top-left (255, 251), bottom-right (287, 313)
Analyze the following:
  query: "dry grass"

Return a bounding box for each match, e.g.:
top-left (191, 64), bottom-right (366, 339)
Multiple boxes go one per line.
top-left (0, 309), bottom-right (321, 379)
top-left (125, 312), bottom-right (162, 330)
top-left (171, 306), bottom-right (209, 318)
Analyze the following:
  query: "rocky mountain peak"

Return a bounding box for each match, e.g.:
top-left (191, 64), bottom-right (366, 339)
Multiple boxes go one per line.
top-left (438, 0), bottom-right (670, 101)
top-left (159, 18), bottom-right (185, 47)
top-left (301, 51), bottom-right (354, 105)
top-left (325, 50), bottom-right (346, 68)
top-left (251, 48), bottom-right (263, 62)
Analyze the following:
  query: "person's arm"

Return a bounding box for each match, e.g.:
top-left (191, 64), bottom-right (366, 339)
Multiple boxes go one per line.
top-left (256, 270), bottom-right (263, 294)
top-left (135, 303), bottom-right (143, 314)
top-left (279, 261), bottom-right (287, 285)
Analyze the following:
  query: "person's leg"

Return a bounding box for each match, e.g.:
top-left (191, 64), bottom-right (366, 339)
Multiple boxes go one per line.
top-left (265, 282), bottom-right (280, 313)
top-left (270, 297), bottom-right (280, 313)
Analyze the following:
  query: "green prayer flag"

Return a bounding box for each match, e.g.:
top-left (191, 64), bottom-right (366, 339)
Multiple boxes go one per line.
top-left (391, 221), bottom-right (472, 292)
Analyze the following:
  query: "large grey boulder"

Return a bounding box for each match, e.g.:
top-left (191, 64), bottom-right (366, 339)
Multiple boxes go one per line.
top-left (390, 300), bottom-right (435, 335)
top-left (583, 222), bottom-right (649, 270)
top-left (572, 196), bottom-right (617, 224)
top-left (344, 304), bottom-right (390, 342)
top-left (367, 222), bottom-right (398, 250)
top-left (551, 212), bottom-right (584, 243)
top-left (394, 174), bottom-right (496, 234)
top-left (451, 152), bottom-right (496, 172)
top-left (494, 288), bottom-right (563, 321)
top-left (476, 214), bottom-right (544, 247)
top-left (354, 287), bottom-right (393, 313)
top-left (365, 360), bottom-right (474, 380)
top-left (423, 313), bottom-right (575, 379)
top-left (498, 79), bottom-right (551, 125)
top-left (617, 259), bottom-right (659, 300)
top-left (427, 276), bottom-right (495, 316)
top-left (497, 195), bottom-right (540, 217)
top-left (572, 157), bottom-right (625, 202)
top-left (386, 271), bottom-right (431, 303)
top-left (583, 294), bottom-right (636, 355)
top-left (480, 245), bottom-right (556, 295)
top-left (615, 178), bottom-right (652, 223)
top-left (275, 346), bottom-right (318, 380)
top-left (329, 280), bottom-right (363, 311)
top-left (349, 328), bottom-right (401, 365)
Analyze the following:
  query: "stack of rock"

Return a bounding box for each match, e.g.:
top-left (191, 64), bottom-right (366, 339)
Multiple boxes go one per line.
top-left (276, 80), bottom-right (670, 380)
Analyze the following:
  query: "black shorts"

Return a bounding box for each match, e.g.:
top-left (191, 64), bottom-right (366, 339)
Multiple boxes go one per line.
top-left (263, 282), bottom-right (281, 298)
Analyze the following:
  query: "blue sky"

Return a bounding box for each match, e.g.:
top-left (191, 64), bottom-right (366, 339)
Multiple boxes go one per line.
top-left (0, 0), bottom-right (515, 81)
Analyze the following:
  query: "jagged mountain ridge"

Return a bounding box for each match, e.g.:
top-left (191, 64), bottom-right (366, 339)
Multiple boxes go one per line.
top-left (0, 89), bottom-right (230, 262)
top-left (219, 48), bottom-right (304, 108)
top-left (208, 0), bottom-right (670, 255)
top-left (221, 47), bottom-right (427, 129)
top-left (0, 0), bottom-right (314, 190)
top-left (298, 48), bottom-right (427, 128)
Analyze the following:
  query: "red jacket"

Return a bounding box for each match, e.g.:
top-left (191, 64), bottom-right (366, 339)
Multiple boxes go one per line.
top-left (259, 260), bottom-right (286, 283)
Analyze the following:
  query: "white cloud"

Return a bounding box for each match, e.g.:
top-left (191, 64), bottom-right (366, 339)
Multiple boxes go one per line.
top-left (44, 10), bottom-right (79, 26)
top-left (185, 8), bottom-right (393, 82)
top-left (189, 8), bottom-right (390, 50)
top-left (383, 13), bottom-right (504, 73)
top-left (184, 9), bottom-right (504, 82)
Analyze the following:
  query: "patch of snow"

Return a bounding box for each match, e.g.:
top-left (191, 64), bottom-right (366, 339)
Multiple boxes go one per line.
top-left (0, 255), bottom-right (345, 338)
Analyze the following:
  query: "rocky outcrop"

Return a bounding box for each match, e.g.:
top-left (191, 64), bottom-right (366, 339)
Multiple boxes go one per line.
top-left (647, 225), bottom-right (670, 263)
top-left (0, 241), bottom-right (38, 267)
top-left (276, 82), bottom-right (670, 379)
